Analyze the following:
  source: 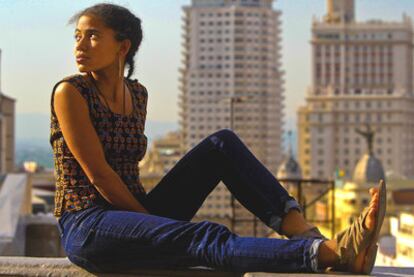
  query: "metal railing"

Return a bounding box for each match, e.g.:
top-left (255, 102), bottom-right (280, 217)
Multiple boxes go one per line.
top-left (228, 178), bottom-right (336, 238)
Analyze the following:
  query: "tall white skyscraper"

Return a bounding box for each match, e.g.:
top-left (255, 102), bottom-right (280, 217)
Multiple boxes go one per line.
top-left (298, 0), bottom-right (414, 179)
top-left (178, 0), bottom-right (285, 236)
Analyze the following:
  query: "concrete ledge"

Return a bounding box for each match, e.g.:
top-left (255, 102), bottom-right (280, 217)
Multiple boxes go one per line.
top-left (0, 256), bottom-right (414, 277)
top-left (0, 256), bottom-right (239, 277)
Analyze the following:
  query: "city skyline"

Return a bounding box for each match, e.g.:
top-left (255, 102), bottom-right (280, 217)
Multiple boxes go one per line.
top-left (0, 0), bottom-right (413, 132)
top-left (0, 1), bottom-right (414, 267)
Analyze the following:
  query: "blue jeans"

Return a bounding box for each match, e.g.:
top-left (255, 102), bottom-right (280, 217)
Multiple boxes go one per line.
top-left (57, 129), bottom-right (324, 273)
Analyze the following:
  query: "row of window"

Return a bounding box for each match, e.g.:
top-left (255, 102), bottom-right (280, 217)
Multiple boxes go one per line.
top-left (197, 64), bottom-right (277, 70)
top-left (307, 100), bottom-right (393, 109)
top-left (304, 157), bottom-right (394, 167)
top-left (189, 116), bottom-right (263, 123)
top-left (199, 37), bottom-right (271, 44)
top-left (200, 29), bottom-right (231, 35)
top-left (199, 20), bottom-right (269, 27)
top-left (305, 113), bottom-right (394, 123)
top-left (316, 52), bottom-right (393, 58)
top-left (316, 64), bottom-right (393, 73)
top-left (305, 147), bottom-right (383, 156)
top-left (325, 88), bottom-right (395, 95)
top-left (190, 81), bottom-right (231, 87)
top-left (303, 135), bottom-right (394, 145)
top-left (190, 133), bottom-right (268, 140)
top-left (189, 92), bottom-right (267, 99)
top-left (304, 127), bottom-right (414, 138)
top-left (316, 67), bottom-right (393, 76)
top-left (189, 109), bottom-right (229, 114)
top-left (339, 136), bottom-right (392, 144)
top-left (305, 128), bottom-right (395, 140)
top-left (344, 33), bottom-right (394, 40)
top-left (190, 91), bottom-right (226, 96)
top-left (316, 62), bottom-right (392, 69)
top-left (317, 44), bottom-right (383, 50)
top-left (200, 45), bottom-right (273, 53)
top-left (317, 78), bottom-right (394, 89)
top-left (316, 46), bottom-right (393, 53)
top-left (199, 29), bottom-right (274, 35)
top-left (199, 11), bottom-right (268, 18)
top-left (190, 73), bottom-right (272, 78)
top-left (199, 55), bottom-right (272, 62)
top-left (190, 79), bottom-right (230, 86)
top-left (190, 96), bottom-right (270, 105)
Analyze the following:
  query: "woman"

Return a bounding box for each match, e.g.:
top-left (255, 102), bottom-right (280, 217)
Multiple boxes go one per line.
top-left (51, 3), bottom-right (385, 274)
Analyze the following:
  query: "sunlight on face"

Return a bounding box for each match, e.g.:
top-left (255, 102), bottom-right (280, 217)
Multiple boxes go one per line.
top-left (73, 14), bottom-right (121, 73)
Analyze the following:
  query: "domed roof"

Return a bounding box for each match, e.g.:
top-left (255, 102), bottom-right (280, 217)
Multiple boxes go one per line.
top-left (277, 131), bottom-right (302, 180)
top-left (353, 153), bottom-right (385, 185)
top-left (277, 154), bottom-right (302, 180)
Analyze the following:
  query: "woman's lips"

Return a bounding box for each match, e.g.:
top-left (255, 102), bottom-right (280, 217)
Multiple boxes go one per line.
top-left (76, 57), bottom-right (89, 63)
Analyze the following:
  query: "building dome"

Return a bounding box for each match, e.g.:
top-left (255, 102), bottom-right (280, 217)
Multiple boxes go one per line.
top-left (277, 131), bottom-right (302, 180)
top-left (352, 153), bottom-right (385, 185)
top-left (277, 154), bottom-right (302, 180)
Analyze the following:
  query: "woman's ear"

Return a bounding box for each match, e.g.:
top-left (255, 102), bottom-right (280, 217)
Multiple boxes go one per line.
top-left (120, 39), bottom-right (131, 58)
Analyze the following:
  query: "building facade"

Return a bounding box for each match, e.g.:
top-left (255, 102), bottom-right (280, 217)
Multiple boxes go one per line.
top-left (0, 49), bottom-right (16, 174)
top-left (179, 0), bottom-right (284, 236)
top-left (298, 0), bottom-right (414, 179)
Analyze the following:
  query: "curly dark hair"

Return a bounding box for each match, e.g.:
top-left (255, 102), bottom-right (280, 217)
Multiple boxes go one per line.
top-left (68, 3), bottom-right (143, 80)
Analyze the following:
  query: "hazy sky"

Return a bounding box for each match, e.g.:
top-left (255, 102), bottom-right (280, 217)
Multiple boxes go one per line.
top-left (0, 0), bottom-right (413, 130)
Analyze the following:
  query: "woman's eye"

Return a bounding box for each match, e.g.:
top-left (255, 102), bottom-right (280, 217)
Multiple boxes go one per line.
top-left (74, 34), bottom-right (98, 41)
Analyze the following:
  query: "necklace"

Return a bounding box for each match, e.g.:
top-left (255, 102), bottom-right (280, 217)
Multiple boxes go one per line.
top-left (88, 72), bottom-right (126, 116)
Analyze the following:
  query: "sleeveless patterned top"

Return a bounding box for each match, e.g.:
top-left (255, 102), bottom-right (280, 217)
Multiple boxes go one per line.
top-left (50, 73), bottom-right (148, 218)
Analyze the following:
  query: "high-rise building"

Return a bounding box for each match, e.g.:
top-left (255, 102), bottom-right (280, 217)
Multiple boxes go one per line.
top-left (0, 49), bottom-right (16, 174)
top-left (179, 0), bottom-right (284, 236)
top-left (298, 0), bottom-right (414, 179)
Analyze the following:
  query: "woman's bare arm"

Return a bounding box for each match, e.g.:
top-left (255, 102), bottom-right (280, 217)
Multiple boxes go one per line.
top-left (53, 81), bottom-right (148, 214)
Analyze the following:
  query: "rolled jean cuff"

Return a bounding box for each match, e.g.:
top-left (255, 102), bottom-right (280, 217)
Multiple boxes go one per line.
top-left (284, 199), bottom-right (303, 214)
top-left (309, 238), bottom-right (325, 273)
top-left (267, 199), bottom-right (303, 233)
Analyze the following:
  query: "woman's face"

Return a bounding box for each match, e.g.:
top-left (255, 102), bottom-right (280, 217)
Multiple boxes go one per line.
top-left (74, 14), bottom-right (121, 73)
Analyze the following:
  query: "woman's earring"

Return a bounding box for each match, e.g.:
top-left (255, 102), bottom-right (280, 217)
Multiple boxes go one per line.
top-left (118, 55), bottom-right (123, 79)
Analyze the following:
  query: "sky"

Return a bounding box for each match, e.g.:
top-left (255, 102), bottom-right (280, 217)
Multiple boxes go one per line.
top-left (0, 0), bottom-right (413, 131)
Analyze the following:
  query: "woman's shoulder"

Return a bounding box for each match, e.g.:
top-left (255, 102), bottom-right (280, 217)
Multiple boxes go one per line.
top-left (51, 73), bottom-right (93, 105)
top-left (55, 73), bottom-right (90, 90)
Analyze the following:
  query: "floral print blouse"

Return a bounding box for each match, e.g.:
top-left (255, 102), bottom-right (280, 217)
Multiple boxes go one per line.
top-left (50, 73), bottom-right (148, 218)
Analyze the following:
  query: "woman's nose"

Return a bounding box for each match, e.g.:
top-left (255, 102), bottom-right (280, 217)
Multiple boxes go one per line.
top-left (75, 36), bottom-right (88, 51)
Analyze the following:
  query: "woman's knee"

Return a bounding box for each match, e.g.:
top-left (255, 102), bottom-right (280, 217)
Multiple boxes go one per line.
top-left (209, 128), bottom-right (239, 145)
top-left (195, 220), bottom-right (235, 240)
top-left (214, 128), bottom-right (236, 138)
